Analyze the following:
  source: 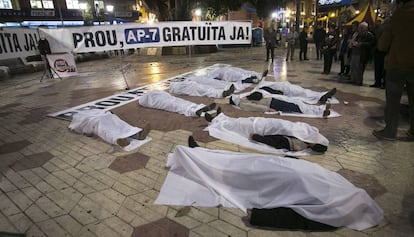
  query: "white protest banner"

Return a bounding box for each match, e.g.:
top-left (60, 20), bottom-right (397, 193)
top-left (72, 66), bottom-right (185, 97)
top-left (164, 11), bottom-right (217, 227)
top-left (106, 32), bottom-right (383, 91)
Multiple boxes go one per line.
top-left (40, 21), bottom-right (252, 53)
top-left (0, 28), bottom-right (40, 60)
top-left (46, 53), bottom-right (78, 78)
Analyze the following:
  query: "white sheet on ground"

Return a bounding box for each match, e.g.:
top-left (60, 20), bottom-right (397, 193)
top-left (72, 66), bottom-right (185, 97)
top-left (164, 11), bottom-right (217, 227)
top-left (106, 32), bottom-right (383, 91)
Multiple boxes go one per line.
top-left (208, 66), bottom-right (260, 82)
top-left (169, 74), bottom-right (253, 98)
top-left (68, 111), bottom-right (151, 151)
top-left (235, 91), bottom-right (341, 118)
top-left (155, 145), bottom-right (383, 231)
top-left (257, 81), bottom-right (339, 104)
top-left (138, 90), bottom-right (206, 117)
top-left (169, 81), bottom-right (224, 98)
top-left (204, 113), bottom-right (328, 156)
top-left (187, 75), bottom-right (248, 91)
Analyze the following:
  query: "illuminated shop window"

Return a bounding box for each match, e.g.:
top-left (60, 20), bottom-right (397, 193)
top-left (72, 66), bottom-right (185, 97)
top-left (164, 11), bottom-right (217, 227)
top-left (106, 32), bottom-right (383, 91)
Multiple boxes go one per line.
top-left (30, 0), bottom-right (54, 9)
top-left (66, 0), bottom-right (80, 9)
top-left (0, 0), bottom-right (12, 9)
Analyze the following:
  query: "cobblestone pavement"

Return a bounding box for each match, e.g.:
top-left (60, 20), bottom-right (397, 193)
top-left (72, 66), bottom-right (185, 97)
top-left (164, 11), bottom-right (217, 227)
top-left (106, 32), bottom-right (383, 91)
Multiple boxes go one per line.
top-left (0, 46), bottom-right (413, 237)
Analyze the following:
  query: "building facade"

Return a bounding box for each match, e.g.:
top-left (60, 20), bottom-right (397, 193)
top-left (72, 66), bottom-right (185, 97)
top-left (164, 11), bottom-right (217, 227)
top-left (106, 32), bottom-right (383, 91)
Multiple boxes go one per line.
top-left (0, 0), bottom-right (152, 27)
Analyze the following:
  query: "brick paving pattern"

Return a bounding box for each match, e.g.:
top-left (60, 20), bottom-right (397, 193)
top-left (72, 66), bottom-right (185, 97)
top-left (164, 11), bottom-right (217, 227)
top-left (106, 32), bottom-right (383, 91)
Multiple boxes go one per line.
top-left (0, 46), bottom-right (413, 236)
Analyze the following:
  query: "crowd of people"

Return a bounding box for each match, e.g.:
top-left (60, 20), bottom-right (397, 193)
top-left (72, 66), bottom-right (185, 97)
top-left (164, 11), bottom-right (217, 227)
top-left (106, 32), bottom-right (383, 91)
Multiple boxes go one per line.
top-left (262, 1), bottom-right (413, 142)
top-left (263, 20), bottom-right (383, 87)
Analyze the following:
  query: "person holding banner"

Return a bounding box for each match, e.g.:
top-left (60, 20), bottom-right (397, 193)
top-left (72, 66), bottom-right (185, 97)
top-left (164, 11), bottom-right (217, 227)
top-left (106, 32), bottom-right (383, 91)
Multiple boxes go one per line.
top-left (38, 35), bottom-right (52, 78)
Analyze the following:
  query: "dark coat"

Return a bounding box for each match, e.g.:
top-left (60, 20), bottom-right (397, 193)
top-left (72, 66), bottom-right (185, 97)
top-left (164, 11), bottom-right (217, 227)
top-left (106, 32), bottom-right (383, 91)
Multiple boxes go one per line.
top-left (378, 1), bottom-right (414, 69)
top-left (313, 28), bottom-right (326, 43)
top-left (299, 31), bottom-right (308, 47)
top-left (264, 29), bottom-right (277, 48)
top-left (355, 31), bottom-right (375, 63)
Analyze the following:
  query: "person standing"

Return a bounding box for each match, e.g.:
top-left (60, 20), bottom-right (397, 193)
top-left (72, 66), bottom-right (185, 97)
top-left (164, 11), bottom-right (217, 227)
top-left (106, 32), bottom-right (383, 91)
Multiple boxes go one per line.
top-left (373, 0), bottom-right (414, 141)
top-left (286, 27), bottom-right (298, 61)
top-left (338, 26), bottom-right (351, 76)
top-left (321, 25), bottom-right (338, 74)
top-left (371, 20), bottom-right (386, 88)
top-left (264, 26), bottom-right (277, 62)
top-left (313, 24), bottom-right (326, 60)
top-left (299, 28), bottom-right (309, 61)
top-left (349, 22), bottom-right (375, 86)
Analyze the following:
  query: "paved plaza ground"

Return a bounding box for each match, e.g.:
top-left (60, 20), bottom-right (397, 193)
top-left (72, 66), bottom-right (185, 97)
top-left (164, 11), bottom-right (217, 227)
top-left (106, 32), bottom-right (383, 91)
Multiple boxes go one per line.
top-left (0, 45), bottom-right (413, 237)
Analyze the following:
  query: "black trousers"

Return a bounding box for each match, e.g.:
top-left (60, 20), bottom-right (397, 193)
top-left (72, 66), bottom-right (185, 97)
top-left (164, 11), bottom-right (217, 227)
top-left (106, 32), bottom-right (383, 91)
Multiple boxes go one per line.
top-left (266, 44), bottom-right (275, 61)
top-left (339, 55), bottom-right (350, 74)
top-left (259, 86), bottom-right (283, 95)
top-left (249, 207), bottom-right (337, 231)
top-left (251, 134), bottom-right (290, 150)
top-left (374, 50), bottom-right (386, 86)
top-left (270, 98), bottom-right (302, 113)
top-left (299, 44), bottom-right (308, 60)
top-left (323, 50), bottom-right (335, 73)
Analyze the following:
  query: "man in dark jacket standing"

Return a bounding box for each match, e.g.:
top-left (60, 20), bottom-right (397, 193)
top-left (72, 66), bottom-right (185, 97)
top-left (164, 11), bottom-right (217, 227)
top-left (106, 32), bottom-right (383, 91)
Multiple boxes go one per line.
top-left (299, 28), bottom-right (309, 61)
top-left (321, 25), bottom-right (338, 74)
top-left (264, 26), bottom-right (277, 62)
top-left (349, 22), bottom-right (375, 85)
top-left (373, 0), bottom-right (414, 141)
top-left (313, 24), bottom-right (326, 60)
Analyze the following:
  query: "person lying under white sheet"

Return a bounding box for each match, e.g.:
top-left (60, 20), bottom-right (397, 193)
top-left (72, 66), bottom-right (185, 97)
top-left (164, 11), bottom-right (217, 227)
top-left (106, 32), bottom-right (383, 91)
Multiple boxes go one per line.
top-left (69, 111), bottom-right (151, 151)
top-left (204, 113), bottom-right (328, 156)
top-left (208, 66), bottom-right (261, 83)
top-left (169, 69), bottom-right (268, 98)
top-left (138, 89), bottom-right (217, 117)
top-left (155, 143), bottom-right (383, 231)
top-left (257, 81), bottom-right (338, 104)
top-left (230, 91), bottom-right (341, 118)
top-left (169, 80), bottom-right (235, 98)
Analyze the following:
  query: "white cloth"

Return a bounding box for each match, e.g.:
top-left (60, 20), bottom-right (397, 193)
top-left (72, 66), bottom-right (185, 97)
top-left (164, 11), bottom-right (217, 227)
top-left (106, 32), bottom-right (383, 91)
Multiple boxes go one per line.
top-left (188, 75), bottom-right (247, 91)
top-left (257, 81), bottom-right (340, 104)
top-left (155, 145), bottom-right (383, 231)
top-left (237, 91), bottom-right (341, 118)
top-left (69, 111), bottom-right (150, 151)
top-left (208, 66), bottom-right (260, 82)
top-left (169, 81), bottom-right (224, 98)
top-left (138, 90), bottom-right (206, 117)
top-left (205, 113), bottom-right (328, 156)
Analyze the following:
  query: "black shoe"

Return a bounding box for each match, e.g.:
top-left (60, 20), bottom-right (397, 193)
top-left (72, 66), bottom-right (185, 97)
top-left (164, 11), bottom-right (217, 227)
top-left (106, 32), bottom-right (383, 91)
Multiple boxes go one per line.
top-left (205, 113), bottom-right (213, 122)
top-left (216, 107), bottom-right (222, 116)
top-left (116, 138), bottom-right (130, 147)
top-left (222, 84), bottom-right (235, 97)
top-left (137, 123), bottom-right (151, 140)
top-left (323, 103), bottom-right (331, 118)
top-left (372, 129), bottom-right (396, 141)
top-left (196, 103), bottom-right (216, 116)
top-left (370, 84), bottom-right (381, 88)
top-left (229, 96), bottom-right (235, 105)
top-left (304, 58), bottom-right (309, 60)
top-left (188, 136), bottom-right (199, 148)
top-left (319, 88), bottom-right (337, 104)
